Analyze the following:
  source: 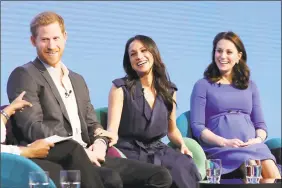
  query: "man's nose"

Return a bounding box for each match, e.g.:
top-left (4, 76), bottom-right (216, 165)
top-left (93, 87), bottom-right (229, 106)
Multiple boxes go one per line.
top-left (47, 40), bottom-right (56, 49)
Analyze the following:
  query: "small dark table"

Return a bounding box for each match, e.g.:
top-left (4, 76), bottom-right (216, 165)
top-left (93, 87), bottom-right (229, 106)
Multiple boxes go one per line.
top-left (198, 179), bottom-right (281, 188)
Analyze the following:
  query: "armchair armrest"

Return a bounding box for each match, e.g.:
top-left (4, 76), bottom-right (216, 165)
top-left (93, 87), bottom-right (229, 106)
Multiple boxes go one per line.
top-left (265, 138), bottom-right (281, 168)
top-left (168, 137), bottom-right (206, 180)
top-left (265, 137), bottom-right (281, 150)
top-left (1, 153), bottom-right (56, 188)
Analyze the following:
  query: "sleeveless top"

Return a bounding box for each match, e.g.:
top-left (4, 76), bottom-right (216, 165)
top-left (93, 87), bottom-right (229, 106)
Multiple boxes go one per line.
top-left (112, 77), bottom-right (177, 143)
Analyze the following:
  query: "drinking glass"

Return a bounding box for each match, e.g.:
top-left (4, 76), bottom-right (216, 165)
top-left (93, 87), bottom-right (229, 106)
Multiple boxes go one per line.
top-left (60, 170), bottom-right (81, 188)
top-left (29, 171), bottom-right (49, 188)
top-left (205, 159), bottom-right (222, 183)
top-left (245, 159), bottom-right (262, 184)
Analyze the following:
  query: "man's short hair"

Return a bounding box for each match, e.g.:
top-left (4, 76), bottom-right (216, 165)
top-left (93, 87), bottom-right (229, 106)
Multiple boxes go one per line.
top-left (30, 11), bottom-right (65, 37)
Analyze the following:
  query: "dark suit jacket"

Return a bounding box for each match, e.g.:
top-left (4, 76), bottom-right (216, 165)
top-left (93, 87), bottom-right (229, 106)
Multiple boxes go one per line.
top-left (7, 58), bottom-right (105, 146)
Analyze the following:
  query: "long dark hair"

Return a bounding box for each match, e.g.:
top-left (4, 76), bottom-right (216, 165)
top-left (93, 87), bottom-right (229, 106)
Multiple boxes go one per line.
top-left (123, 35), bottom-right (176, 116)
top-left (204, 31), bottom-right (250, 89)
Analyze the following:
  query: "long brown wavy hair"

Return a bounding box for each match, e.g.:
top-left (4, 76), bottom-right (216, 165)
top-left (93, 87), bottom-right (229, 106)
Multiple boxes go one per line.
top-left (204, 31), bottom-right (250, 89)
top-left (123, 35), bottom-right (176, 116)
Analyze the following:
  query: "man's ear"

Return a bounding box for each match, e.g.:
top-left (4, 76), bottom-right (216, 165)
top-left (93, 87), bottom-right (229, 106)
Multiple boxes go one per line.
top-left (30, 36), bottom-right (36, 47)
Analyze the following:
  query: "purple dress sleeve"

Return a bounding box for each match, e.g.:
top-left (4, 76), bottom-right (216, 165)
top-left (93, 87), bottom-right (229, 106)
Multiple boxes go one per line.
top-left (190, 79), bottom-right (208, 140)
top-left (250, 81), bottom-right (268, 133)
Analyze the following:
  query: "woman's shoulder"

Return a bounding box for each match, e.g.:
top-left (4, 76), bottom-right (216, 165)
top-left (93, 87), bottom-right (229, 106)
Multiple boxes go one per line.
top-left (191, 78), bottom-right (213, 94)
top-left (194, 78), bottom-right (211, 87)
top-left (248, 80), bottom-right (259, 91)
top-left (249, 79), bottom-right (256, 86)
top-left (112, 77), bottom-right (127, 88)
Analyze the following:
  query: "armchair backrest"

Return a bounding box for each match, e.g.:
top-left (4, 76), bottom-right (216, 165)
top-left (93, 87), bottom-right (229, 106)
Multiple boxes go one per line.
top-left (94, 107), bottom-right (127, 158)
top-left (176, 110), bottom-right (193, 138)
top-left (95, 107), bottom-right (108, 129)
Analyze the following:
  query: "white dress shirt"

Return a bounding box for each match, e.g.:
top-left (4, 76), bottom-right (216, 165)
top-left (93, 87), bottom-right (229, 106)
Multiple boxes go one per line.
top-left (42, 61), bottom-right (87, 148)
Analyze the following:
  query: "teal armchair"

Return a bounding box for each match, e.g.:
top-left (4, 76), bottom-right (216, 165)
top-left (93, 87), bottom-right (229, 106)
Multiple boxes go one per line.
top-left (1, 153), bottom-right (56, 188)
top-left (95, 107), bottom-right (206, 180)
top-left (171, 111), bottom-right (207, 180)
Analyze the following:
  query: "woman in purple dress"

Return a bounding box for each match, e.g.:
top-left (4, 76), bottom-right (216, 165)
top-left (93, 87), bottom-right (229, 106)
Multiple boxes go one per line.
top-left (190, 31), bottom-right (281, 178)
top-left (106, 35), bottom-right (201, 188)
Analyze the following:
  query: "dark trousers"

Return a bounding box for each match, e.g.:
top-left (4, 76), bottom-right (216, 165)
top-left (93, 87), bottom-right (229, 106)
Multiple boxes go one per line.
top-left (31, 140), bottom-right (104, 188)
top-left (32, 140), bottom-right (172, 188)
top-left (100, 157), bottom-right (172, 188)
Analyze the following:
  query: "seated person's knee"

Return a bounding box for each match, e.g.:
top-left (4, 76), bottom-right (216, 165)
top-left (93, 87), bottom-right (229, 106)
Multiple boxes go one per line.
top-left (102, 170), bottom-right (123, 188)
top-left (147, 167), bottom-right (172, 188)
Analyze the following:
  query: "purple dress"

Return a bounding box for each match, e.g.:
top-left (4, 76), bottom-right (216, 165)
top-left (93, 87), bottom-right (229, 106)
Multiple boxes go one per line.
top-left (113, 77), bottom-right (201, 188)
top-left (190, 78), bottom-right (276, 174)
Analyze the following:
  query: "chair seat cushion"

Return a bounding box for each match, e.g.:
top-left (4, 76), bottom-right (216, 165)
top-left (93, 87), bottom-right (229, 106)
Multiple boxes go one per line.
top-left (106, 146), bottom-right (127, 158)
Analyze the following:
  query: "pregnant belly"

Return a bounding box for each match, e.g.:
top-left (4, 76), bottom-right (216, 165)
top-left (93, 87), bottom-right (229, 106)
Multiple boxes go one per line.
top-left (207, 113), bottom-right (256, 142)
